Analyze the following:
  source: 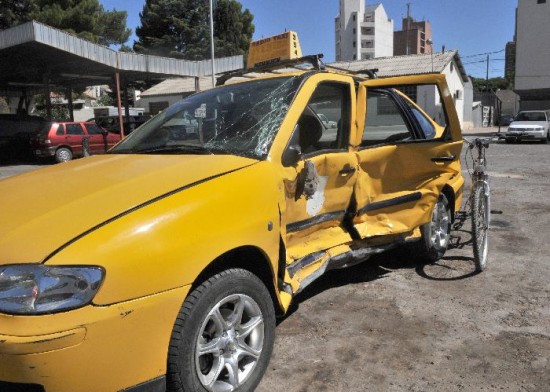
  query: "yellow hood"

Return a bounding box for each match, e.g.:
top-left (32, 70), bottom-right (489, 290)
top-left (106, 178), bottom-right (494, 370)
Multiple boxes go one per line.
top-left (0, 154), bottom-right (257, 263)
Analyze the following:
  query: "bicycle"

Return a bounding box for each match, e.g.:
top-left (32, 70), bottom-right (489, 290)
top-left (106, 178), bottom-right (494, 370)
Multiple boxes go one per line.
top-left (462, 137), bottom-right (491, 272)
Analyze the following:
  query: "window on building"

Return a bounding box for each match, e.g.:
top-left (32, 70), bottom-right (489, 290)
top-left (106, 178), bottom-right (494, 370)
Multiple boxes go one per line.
top-left (353, 14), bottom-right (356, 21)
top-left (537, 0), bottom-right (546, 4)
top-left (353, 28), bottom-right (356, 34)
top-left (353, 41), bottom-right (356, 47)
top-left (395, 86), bottom-right (418, 102)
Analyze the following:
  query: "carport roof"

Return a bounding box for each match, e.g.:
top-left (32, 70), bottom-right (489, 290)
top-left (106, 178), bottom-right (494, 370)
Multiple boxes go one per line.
top-left (0, 21), bottom-right (243, 95)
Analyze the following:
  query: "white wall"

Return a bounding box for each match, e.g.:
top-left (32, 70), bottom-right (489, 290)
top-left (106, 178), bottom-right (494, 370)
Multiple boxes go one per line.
top-left (373, 5), bottom-right (393, 58)
top-left (515, 0), bottom-right (550, 91)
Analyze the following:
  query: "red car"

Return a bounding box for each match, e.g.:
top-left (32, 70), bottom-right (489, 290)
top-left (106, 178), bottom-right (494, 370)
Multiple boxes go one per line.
top-left (32, 121), bottom-right (122, 163)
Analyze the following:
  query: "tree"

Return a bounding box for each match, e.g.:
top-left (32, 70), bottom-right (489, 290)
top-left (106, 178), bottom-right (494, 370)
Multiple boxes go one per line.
top-left (134, 0), bottom-right (254, 60)
top-left (31, 0), bottom-right (131, 46)
top-left (471, 76), bottom-right (511, 92)
top-left (0, 0), bottom-right (36, 30)
top-left (213, 0), bottom-right (254, 57)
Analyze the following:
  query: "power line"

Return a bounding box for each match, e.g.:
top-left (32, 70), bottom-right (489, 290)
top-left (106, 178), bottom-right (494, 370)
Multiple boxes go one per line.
top-left (460, 49), bottom-right (505, 59)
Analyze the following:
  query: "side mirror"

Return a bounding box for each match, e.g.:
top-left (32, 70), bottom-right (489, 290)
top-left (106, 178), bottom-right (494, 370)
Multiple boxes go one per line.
top-left (282, 124), bottom-right (302, 167)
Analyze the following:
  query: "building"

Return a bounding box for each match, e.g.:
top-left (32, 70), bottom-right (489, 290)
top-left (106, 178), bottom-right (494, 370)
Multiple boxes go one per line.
top-left (393, 12), bottom-right (433, 56)
top-left (504, 41), bottom-right (516, 83)
top-left (136, 77), bottom-right (214, 115)
top-left (330, 50), bottom-right (474, 128)
top-left (335, 1), bottom-right (393, 61)
top-left (514, 0), bottom-right (550, 109)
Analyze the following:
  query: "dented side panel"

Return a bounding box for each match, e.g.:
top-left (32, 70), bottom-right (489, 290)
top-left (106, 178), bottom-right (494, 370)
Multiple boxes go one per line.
top-left (353, 141), bottom-right (463, 238)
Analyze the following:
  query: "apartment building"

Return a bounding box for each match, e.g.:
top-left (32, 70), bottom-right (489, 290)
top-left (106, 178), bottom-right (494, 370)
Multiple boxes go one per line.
top-left (394, 16), bottom-right (432, 56)
top-left (335, 0), bottom-right (393, 61)
top-left (515, 0), bottom-right (550, 109)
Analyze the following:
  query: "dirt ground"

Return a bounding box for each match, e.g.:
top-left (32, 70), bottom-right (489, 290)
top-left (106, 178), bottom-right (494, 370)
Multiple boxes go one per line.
top-left (258, 138), bottom-right (550, 392)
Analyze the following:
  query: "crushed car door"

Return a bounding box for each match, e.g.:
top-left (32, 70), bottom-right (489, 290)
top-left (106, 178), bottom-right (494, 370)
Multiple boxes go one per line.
top-left (278, 75), bottom-right (358, 288)
top-left (352, 74), bottom-right (464, 240)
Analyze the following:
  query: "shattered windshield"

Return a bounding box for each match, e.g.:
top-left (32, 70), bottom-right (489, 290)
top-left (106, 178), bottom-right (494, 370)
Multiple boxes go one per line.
top-left (110, 76), bottom-right (302, 159)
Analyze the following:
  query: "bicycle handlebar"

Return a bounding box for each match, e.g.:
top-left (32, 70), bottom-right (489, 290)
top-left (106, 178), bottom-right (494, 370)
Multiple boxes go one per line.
top-left (464, 137), bottom-right (491, 150)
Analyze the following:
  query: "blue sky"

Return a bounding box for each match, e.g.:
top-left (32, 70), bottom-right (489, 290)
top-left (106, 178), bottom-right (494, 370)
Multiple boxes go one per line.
top-left (100, 0), bottom-right (517, 79)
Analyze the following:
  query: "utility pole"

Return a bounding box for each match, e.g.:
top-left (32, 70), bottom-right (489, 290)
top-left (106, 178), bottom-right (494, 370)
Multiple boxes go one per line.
top-left (485, 54), bottom-right (490, 92)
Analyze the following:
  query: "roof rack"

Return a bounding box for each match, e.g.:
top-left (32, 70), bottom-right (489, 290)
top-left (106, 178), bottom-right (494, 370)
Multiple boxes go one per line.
top-left (323, 64), bottom-right (379, 79)
top-left (216, 54), bottom-right (325, 86)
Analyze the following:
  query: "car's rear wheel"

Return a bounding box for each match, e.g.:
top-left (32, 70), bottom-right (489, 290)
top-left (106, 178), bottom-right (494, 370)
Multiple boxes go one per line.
top-left (55, 147), bottom-right (73, 163)
top-left (167, 268), bottom-right (275, 392)
top-left (414, 194), bottom-right (451, 263)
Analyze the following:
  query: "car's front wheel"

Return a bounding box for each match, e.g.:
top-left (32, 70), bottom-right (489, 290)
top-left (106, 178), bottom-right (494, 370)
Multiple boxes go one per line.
top-left (167, 268), bottom-right (275, 392)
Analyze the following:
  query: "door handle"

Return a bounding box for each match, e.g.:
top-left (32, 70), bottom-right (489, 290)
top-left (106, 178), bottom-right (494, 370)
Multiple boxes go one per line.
top-left (431, 155), bottom-right (455, 162)
top-left (339, 166), bottom-right (356, 175)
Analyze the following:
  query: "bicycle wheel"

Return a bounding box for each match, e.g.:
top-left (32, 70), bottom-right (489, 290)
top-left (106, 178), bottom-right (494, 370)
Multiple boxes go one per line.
top-left (471, 180), bottom-right (490, 271)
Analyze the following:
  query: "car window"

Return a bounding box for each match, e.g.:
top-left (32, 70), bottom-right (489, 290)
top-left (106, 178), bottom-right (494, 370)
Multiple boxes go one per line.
top-left (85, 123), bottom-right (104, 135)
top-left (297, 82), bottom-right (350, 155)
top-left (110, 76), bottom-right (303, 159)
top-left (403, 99), bottom-right (436, 139)
top-left (56, 124), bottom-right (65, 136)
top-left (66, 124), bottom-right (84, 135)
top-left (362, 89), bottom-right (413, 147)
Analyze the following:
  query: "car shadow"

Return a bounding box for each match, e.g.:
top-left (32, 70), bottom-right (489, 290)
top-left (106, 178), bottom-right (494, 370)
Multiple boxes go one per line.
top-left (278, 229), bottom-right (480, 324)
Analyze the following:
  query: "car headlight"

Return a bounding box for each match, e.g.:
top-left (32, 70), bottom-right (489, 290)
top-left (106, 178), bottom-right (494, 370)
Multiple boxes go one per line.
top-left (0, 265), bottom-right (104, 315)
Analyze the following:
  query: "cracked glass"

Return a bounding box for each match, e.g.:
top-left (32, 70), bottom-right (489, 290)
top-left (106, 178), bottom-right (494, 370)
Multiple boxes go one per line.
top-left (110, 76), bottom-right (302, 160)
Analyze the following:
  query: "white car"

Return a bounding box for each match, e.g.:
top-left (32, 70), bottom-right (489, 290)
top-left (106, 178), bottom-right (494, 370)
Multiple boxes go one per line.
top-left (505, 110), bottom-right (550, 143)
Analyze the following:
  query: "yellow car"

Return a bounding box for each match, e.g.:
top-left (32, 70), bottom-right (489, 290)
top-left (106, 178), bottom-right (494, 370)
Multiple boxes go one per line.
top-left (0, 61), bottom-right (463, 391)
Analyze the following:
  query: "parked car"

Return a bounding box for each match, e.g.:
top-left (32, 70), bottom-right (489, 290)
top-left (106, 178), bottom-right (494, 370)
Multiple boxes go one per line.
top-left (31, 121), bottom-right (122, 162)
top-left (0, 67), bottom-right (464, 391)
top-left (504, 110), bottom-right (550, 143)
top-left (92, 115), bottom-right (151, 136)
top-left (0, 114), bottom-right (49, 162)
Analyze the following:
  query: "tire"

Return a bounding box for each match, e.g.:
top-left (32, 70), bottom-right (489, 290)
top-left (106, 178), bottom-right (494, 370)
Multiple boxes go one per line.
top-left (414, 194), bottom-right (451, 263)
top-left (55, 147), bottom-right (73, 163)
top-left (472, 182), bottom-right (490, 272)
top-left (167, 269), bottom-right (275, 392)
top-left (542, 132), bottom-right (550, 144)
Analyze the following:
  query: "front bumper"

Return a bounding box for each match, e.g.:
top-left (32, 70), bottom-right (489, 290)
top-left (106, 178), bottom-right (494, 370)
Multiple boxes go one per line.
top-left (505, 129), bottom-right (546, 141)
top-left (0, 285), bottom-right (190, 392)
